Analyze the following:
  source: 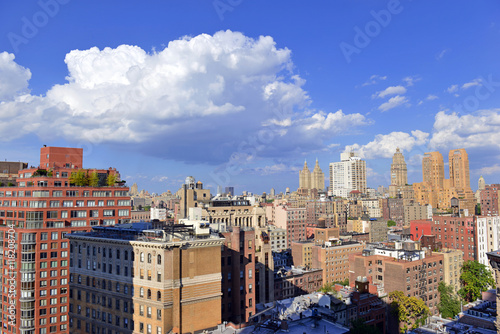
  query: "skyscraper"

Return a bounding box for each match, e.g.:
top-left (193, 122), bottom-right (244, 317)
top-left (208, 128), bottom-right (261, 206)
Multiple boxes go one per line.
top-left (422, 151), bottom-right (445, 189)
top-left (390, 148), bottom-right (407, 187)
top-left (298, 159), bottom-right (325, 192)
top-left (329, 152), bottom-right (366, 198)
top-left (449, 148), bottom-right (470, 190)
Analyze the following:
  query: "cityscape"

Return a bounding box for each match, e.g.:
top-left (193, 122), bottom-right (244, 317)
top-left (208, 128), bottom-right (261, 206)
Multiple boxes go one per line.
top-left (1, 1), bottom-right (500, 334)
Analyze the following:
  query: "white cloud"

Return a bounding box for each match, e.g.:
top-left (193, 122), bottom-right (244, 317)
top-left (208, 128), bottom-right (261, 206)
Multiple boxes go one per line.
top-left (426, 94), bottom-right (438, 101)
top-left (250, 163), bottom-right (300, 175)
top-left (151, 176), bottom-right (168, 182)
top-left (373, 85), bottom-right (407, 99)
top-left (477, 164), bottom-right (500, 176)
top-left (430, 109), bottom-right (500, 150)
top-left (378, 95), bottom-right (408, 112)
top-left (461, 78), bottom-right (482, 90)
top-left (345, 130), bottom-right (429, 159)
top-left (435, 48), bottom-right (450, 60)
top-left (446, 84), bottom-right (458, 93)
top-left (362, 74), bottom-right (387, 86)
top-left (0, 52), bottom-right (31, 101)
top-left (0, 31), bottom-right (370, 164)
top-left (402, 76), bottom-right (420, 87)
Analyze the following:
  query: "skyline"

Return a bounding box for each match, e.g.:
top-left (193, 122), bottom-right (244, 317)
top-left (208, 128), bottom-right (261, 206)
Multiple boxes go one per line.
top-left (1, 0), bottom-right (499, 194)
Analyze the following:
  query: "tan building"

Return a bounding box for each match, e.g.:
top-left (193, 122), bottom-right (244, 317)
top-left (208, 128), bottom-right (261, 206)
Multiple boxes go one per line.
top-left (330, 152), bottom-right (367, 198)
top-left (291, 241), bottom-right (314, 268)
top-left (435, 248), bottom-right (463, 292)
top-left (313, 240), bottom-right (364, 285)
top-left (68, 222), bottom-right (224, 334)
top-left (175, 177), bottom-right (211, 221)
top-left (299, 159), bottom-right (325, 192)
top-left (413, 149), bottom-right (475, 215)
top-left (404, 203), bottom-right (432, 224)
top-left (391, 148), bottom-right (408, 187)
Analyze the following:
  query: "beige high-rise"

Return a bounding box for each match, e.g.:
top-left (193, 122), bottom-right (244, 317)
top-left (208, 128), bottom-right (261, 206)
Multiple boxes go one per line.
top-left (449, 149), bottom-right (470, 190)
top-left (422, 151), bottom-right (445, 189)
top-left (390, 147), bottom-right (408, 187)
top-left (299, 159), bottom-right (325, 191)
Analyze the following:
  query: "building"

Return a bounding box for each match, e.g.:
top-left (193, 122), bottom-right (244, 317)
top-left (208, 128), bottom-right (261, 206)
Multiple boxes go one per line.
top-left (175, 176), bottom-right (211, 221)
top-left (150, 207), bottom-right (167, 221)
top-left (313, 240), bottom-right (364, 285)
top-left (299, 159), bottom-right (325, 192)
top-left (273, 204), bottom-right (307, 247)
top-left (68, 221), bottom-right (224, 334)
top-left (305, 198), bottom-right (343, 229)
top-left (274, 267), bottom-right (323, 301)
top-left (350, 245), bottom-right (445, 315)
top-left (476, 216), bottom-right (500, 270)
top-left (435, 248), bottom-right (463, 292)
top-left (224, 187), bottom-right (234, 197)
top-left (0, 161), bottom-right (28, 186)
top-left (388, 148), bottom-right (414, 200)
top-left (486, 250), bottom-right (500, 332)
top-left (267, 225), bottom-right (287, 252)
top-left (404, 203), bottom-right (432, 225)
top-left (480, 184), bottom-right (500, 216)
top-left (0, 146), bottom-right (130, 334)
top-left (329, 152), bottom-right (367, 198)
top-left (291, 241), bottom-right (314, 268)
top-left (413, 149), bottom-right (476, 215)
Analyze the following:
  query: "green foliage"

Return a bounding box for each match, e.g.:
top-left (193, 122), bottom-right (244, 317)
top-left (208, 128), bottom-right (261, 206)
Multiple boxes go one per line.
top-left (106, 173), bottom-right (117, 187)
top-left (319, 279), bottom-right (349, 293)
top-left (458, 260), bottom-right (495, 302)
top-left (69, 170), bottom-right (89, 186)
top-left (350, 318), bottom-right (381, 334)
top-left (390, 290), bottom-right (430, 333)
top-left (89, 171), bottom-right (99, 187)
top-left (387, 220), bottom-right (396, 227)
top-left (7, 182), bottom-right (15, 187)
top-left (32, 169), bottom-right (48, 177)
top-left (438, 282), bottom-right (461, 318)
top-left (475, 203), bottom-right (481, 215)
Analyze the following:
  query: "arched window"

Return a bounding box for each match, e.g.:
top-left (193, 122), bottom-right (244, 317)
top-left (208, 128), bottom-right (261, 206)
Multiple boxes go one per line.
top-left (157, 291), bottom-right (161, 301)
top-left (140, 252), bottom-right (144, 262)
top-left (124, 285), bottom-right (128, 295)
top-left (139, 287), bottom-right (144, 297)
top-left (86, 277), bottom-right (90, 286)
top-left (147, 289), bottom-right (151, 299)
top-left (147, 253), bottom-right (152, 264)
top-left (124, 250), bottom-right (128, 261)
top-left (108, 281), bottom-right (112, 290)
top-left (116, 249), bottom-right (120, 259)
top-left (78, 275), bottom-right (81, 284)
top-left (157, 255), bottom-right (161, 265)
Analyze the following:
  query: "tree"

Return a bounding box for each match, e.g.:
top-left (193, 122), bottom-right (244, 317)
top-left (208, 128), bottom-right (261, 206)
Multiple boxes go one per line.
top-left (389, 290), bottom-right (430, 333)
top-left (387, 220), bottom-right (396, 227)
top-left (106, 173), bottom-right (117, 187)
top-left (475, 203), bottom-right (481, 215)
top-left (69, 170), bottom-right (89, 186)
top-left (89, 171), bottom-right (99, 187)
top-left (458, 260), bottom-right (494, 302)
top-left (437, 282), bottom-right (461, 318)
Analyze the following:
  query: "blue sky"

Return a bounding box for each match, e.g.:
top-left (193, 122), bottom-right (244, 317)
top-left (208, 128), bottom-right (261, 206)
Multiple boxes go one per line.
top-left (0, 0), bottom-right (499, 195)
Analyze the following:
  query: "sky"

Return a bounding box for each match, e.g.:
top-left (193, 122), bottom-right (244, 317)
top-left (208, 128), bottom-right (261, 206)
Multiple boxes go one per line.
top-left (0, 0), bottom-right (499, 195)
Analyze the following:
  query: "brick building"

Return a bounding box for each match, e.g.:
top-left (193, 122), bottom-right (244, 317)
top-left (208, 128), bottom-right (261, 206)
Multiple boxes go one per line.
top-left (313, 240), bottom-right (364, 285)
top-left (0, 146), bottom-right (130, 334)
top-left (273, 267), bottom-right (323, 301)
top-left (480, 184), bottom-right (500, 216)
top-left (350, 246), bottom-right (445, 315)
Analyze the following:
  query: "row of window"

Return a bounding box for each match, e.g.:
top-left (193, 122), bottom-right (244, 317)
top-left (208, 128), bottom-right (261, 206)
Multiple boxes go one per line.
top-left (0, 189), bottom-right (128, 198)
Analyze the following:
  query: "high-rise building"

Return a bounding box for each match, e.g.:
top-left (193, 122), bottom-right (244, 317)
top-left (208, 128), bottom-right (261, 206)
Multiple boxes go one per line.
top-left (68, 221), bottom-right (224, 334)
top-left (329, 152), bottom-right (366, 198)
top-left (480, 184), bottom-right (500, 216)
top-left (390, 148), bottom-right (407, 187)
top-left (299, 160), bottom-right (325, 192)
top-left (0, 146), bottom-right (130, 334)
top-left (422, 151), bottom-right (445, 189)
top-left (449, 149), bottom-right (470, 190)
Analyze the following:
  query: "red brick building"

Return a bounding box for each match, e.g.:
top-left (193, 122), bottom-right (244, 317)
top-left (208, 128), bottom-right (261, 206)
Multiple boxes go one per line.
top-left (409, 219), bottom-right (433, 240)
top-left (480, 184), bottom-right (500, 216)
top-left (0, 146), bottom-right (130, 334)
top-left (274, 267), bottom-right (323, 301)
top-left (410, 216), bottom-right (476, 262)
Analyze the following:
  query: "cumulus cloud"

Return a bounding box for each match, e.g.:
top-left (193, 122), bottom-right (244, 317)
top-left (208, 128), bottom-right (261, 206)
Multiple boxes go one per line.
top-left (345, 130), bottom-right (429, 159)
top-left (461, 78), bottom-right (482, 90)
top-left (373, 85), bottom-right (407, 99)
top-left (430, 109), bottom-right (500, 150)
top-left (426, 94), bottom-right (438, 101)
top-left (402, 76), bottom-right (420, 87)
top-left (0, 52), bottom-right (31, 101)
top-left (477, 164), bottom-right (500, 176)
top-left (378, 95), bottom-right (408, 112)
top-left (0, 31), bottom-right (369, 164)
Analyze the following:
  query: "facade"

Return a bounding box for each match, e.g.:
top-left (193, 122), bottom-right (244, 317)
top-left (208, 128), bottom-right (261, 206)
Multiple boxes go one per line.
top-left (329, 152), bottom-right (367, 198)
top-left (476, 216), bottom-right (500, 270)
top-left (312, 240), bottom-right (364, 285)
top-left (435, 248), bottom-right (463, 292)
top-left (350, 247), bottom-right (445, 315)
top-left (267, 225), bottom-right (287, 252)
top-left (273, 204), bottom-right (307, 247)
top-left (369, 219), bottom-right (388, 243)
top-left (413, 149), bottom-right (476, 215)
top-left (361, 199), bottom-right (381, 218)
top-left (404, 203), bottom-right (432, 225)
top-left (150, 207), bottom-right (167, 221)
top-left (480, 184), bottom-right (500, 216)
top-left (298, 160), bottom-right (325, 192)
top-left (0, 146), bottom-right (130, 334)
top-left (390, 148), bottom-right (408, 187)
top-left (486, 251), bottom-right (500, 331)
top-left (174, 177), bottom-right (211, 221)
top-left (68, 222), bottom-right (224, 334)
top-left (0, 161), bottom-right (28, 186)
top-left (274, 267), bottom-right (323, 301)
top-left (290, 241), bottom-right (314, 268)
top-left (305, 198), bottom-right (342, 228)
